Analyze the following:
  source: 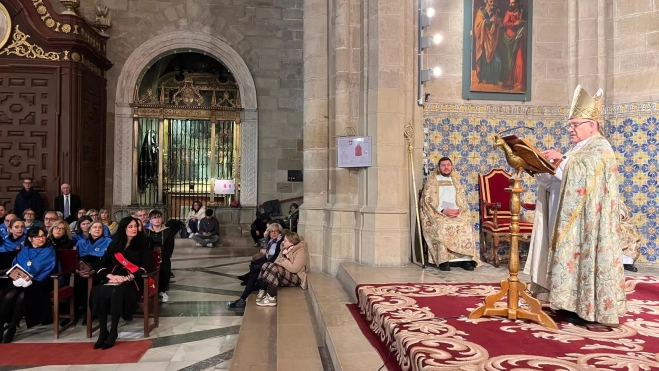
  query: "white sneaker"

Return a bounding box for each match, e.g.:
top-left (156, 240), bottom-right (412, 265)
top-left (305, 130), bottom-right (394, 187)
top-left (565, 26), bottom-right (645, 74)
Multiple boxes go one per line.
top-left (195, 243), bottom-right (202, 247)
top-left (206, 243), bottom-right (213, 247)
top-left (161, 292), bottom-right (169, 302)
top-left (256, 294), bottom-right (277, 307)
top-left (188, 233), bottom-right (195, 238)
top-left (256, 290), bottom-right (266, 302)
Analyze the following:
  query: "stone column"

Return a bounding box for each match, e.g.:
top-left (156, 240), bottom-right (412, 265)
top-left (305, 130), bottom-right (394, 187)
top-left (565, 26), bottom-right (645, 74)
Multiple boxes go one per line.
top-left (568, 0), bottom-right (611, 98)
top-left (357, 0), bottom-right (415, 266)
top-left (300, 0), bottom-right (330, 270)
top-left (324, 0), bottom-right (361, 274)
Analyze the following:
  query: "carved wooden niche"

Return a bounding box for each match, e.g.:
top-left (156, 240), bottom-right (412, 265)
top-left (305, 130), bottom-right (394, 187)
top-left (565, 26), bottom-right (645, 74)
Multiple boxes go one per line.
top-left (0, 0), bottom-right (113, 211)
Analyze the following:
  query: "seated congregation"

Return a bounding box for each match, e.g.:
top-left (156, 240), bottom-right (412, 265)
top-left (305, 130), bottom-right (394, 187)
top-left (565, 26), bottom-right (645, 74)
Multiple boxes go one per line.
top-left (0, 209), bottom-right (179, 348)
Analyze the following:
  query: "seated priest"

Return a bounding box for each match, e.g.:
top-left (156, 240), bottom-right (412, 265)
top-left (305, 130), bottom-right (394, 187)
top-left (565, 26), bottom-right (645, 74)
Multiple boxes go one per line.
top-left (420, 157), bottom-right (480, 271)
top-left (620, 201), bottom-right (641, 272)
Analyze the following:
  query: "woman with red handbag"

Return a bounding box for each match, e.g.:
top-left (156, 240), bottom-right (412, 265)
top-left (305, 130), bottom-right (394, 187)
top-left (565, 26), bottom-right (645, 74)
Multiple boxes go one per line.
top-left (89, 217), bottom-right (153, 350)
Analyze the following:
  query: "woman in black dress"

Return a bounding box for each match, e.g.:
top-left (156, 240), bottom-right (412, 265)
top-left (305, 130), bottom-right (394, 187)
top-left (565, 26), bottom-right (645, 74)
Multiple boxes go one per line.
top-left (89, 217), bottom-right (153, 350)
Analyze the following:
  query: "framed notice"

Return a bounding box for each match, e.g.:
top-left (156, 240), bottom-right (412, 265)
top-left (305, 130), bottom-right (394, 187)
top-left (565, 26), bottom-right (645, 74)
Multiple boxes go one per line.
top-left (337, 136), bottom-right (371, 168)
top-left (214, 179), bottom-right (235, 194)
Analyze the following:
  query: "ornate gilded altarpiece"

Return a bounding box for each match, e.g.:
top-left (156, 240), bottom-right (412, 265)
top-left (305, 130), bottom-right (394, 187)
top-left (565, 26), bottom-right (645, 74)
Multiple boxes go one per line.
top-left (0, 0), bottom-right (112, 211)
top-left (131, 67), bottom-right (242, 218)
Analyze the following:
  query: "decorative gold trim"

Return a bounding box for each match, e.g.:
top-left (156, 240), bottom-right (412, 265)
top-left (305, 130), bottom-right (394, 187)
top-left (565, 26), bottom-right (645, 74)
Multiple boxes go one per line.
top-left (80, 54), bottom-right (102, 76)
top-left (0, 25), bottom-right (61, 61)
top-left (31, 0), bottom-right (72, 33)
top-left (0, 3), bottom-right (11, 50)
top-left (133, 107), bottom-right (241, 120)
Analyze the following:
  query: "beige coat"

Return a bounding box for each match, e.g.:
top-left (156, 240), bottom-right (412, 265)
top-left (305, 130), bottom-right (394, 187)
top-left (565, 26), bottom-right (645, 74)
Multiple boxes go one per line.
top-left (275, 241), bottom-right (309, 289)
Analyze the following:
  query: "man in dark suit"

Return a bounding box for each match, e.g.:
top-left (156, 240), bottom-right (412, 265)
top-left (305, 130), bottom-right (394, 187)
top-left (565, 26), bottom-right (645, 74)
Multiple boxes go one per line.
top-left (54, 183), bottom-right (82, 223)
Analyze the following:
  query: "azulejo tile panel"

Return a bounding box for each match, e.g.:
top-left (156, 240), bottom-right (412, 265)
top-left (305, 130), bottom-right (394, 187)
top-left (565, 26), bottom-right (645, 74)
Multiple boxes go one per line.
top-left (423, 103), bottom-right (658, 266)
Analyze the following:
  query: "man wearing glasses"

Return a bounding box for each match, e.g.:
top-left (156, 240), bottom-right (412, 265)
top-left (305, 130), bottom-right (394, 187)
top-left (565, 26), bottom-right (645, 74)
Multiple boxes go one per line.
top-left (13, 178), bottom-right (44, 220)
top-left (525, 85), bottom-right (626, 326)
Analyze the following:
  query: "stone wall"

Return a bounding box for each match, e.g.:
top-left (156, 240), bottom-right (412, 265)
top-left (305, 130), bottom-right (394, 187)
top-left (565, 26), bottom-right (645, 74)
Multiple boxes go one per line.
top-left (609, 0), bottom-right (659, 104)
top-left (76, 0), bottom-right (304, 207)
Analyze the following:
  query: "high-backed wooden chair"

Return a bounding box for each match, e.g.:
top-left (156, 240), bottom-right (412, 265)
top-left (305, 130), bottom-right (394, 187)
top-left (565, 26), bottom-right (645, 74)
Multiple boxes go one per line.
top-left (52, 249), bottom-right (78, 339)
top-left (86, 249), bottom-right (161, 338)
top-left (478, 168), bottom-right (535, 267)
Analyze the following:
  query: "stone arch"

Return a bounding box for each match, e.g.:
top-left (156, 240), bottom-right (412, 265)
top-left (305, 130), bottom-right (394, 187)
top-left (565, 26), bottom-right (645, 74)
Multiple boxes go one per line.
top-left (112, 31), bottom-right (258, 207)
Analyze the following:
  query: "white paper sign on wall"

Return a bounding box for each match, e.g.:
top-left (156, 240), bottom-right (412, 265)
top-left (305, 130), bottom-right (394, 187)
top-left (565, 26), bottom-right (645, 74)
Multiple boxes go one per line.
top-left (214, 179), bottom-right (235, 194)
top-left (337, 136), bottom-right (372, 168)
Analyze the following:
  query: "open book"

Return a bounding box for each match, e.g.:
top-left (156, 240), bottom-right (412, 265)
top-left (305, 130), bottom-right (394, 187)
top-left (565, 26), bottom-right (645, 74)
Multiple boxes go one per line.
top-left (76, 260), bottom-right (93, 273)
top-left (7, 264), bottom-right (32, 281)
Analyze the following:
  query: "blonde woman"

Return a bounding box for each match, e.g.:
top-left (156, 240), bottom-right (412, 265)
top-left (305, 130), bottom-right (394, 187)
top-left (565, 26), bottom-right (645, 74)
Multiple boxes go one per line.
top-left (256, 232), bottom-right (308, 307)
top-left (99, 208), bottom-right (118, 235)
top-left (48, 220), bottom-right (75, 250)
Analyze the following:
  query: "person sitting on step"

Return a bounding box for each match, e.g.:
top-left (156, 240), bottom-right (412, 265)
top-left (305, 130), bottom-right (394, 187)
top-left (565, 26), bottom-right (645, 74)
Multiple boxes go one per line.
top-left (191, 209), bottom-right (220, 247)
top-left (230, 223), bottom-right (285, 308)
top-left (255, 231), bottom-right (309, 307)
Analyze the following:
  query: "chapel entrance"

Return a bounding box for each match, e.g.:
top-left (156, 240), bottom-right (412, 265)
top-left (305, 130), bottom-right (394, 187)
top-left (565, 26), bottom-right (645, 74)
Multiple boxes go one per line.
top-left (131, 52), bottom-right (242, 220)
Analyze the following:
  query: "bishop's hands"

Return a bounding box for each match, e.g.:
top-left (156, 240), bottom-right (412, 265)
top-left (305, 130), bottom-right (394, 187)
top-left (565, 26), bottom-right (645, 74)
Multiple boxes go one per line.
top-left (542, 149), bottom-right (564, 165)
top-left (443, 209), bottom-right (460, 218)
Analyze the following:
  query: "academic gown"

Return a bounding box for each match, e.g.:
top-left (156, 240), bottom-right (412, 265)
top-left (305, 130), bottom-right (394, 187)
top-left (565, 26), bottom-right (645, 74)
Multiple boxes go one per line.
top-left (89, 236), bottom-right (153, 320)
top-left (10, 244), bottom-right (57, 327)
top-left (75, 236), bottom-right (112, 313)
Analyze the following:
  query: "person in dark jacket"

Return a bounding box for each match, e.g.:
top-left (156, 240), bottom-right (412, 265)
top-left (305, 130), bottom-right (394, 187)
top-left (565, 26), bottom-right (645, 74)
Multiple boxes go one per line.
top-left (250, 211), bottom-right (269, 247)
top-left (13, 178), bottom-right (44, 220)
top-left (191, 209), bottom-right (220, 247)
top-left (229, 223), bottom-right (284, 308)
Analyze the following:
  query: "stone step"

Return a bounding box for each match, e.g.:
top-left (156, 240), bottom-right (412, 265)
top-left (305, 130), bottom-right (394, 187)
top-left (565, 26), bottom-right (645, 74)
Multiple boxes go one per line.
top-left (230, 296), bottom-right (277, 371)
top-left (307, 271), bottom-right (385, 371)
top-left (276, 288), bottom-right (324, 371)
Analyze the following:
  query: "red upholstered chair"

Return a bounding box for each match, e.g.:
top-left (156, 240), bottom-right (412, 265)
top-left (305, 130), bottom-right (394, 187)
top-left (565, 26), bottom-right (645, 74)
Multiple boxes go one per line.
top-left (478, 168), bottom-right (535, 267)
top-left (136, 249), bottom-right (161, 337)
top-left (52, 249), bottom-right (78, 339)
top-left (86, 249), bottom-right (161, 338)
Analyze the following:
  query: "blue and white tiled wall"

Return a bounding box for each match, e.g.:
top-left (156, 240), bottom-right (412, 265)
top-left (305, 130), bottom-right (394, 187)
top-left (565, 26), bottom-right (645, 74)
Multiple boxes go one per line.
top-left (423, 103), bottom-right (658, 266)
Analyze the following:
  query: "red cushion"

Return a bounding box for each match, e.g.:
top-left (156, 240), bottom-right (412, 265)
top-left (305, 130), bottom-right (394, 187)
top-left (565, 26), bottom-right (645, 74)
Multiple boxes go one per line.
top-left (50, 286), bottom-right (74, 300)
top-left (481, 220), bottom-right (533, 234)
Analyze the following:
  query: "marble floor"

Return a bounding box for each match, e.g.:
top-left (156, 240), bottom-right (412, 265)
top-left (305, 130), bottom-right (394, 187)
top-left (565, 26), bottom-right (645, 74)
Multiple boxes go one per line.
top-left (1, 239), bottom-right (255, 371)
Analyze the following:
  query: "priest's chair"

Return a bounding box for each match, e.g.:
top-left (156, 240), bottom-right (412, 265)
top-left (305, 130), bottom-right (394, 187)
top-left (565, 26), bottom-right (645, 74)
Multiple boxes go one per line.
top-left (478, 168), bottom-right (535, 267)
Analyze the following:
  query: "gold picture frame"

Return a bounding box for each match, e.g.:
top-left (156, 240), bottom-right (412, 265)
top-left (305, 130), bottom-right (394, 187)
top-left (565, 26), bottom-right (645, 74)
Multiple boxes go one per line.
top-left (0, 2), bottom-right (11, 50)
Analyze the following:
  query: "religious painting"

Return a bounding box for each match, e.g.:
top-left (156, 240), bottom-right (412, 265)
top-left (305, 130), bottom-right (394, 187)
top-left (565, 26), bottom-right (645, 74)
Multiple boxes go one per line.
top-left (461, 0), bottom-right (533, 101)
top-left (0, 2), bottom-right (10, 50)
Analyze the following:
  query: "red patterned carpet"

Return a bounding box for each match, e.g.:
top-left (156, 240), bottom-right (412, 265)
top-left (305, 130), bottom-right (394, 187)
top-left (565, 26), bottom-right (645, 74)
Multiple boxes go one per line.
top-left (348, 276), bottom-right (659, 370)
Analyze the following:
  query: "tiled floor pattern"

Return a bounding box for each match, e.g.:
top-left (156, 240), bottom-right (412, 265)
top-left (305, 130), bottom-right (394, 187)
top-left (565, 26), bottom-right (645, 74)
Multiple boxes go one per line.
top-left (0, 240), bottom-right (254, 371)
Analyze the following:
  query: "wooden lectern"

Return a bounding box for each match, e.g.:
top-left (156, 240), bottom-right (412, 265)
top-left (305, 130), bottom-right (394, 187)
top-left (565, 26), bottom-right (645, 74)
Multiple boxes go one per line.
top-left (468, 134), bottom-right (559, 329)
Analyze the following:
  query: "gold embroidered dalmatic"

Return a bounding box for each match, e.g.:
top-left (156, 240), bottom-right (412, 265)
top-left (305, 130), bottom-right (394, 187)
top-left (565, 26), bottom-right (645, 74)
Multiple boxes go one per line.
top-left (620, 201), bottom-right (641, 262)
top-left (420, 174), bottom-right (480, 265)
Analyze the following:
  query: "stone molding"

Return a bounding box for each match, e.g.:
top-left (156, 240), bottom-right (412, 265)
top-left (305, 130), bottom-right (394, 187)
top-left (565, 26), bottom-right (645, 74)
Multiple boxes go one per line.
top-left (112, 31), bottom-right (258, 206)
